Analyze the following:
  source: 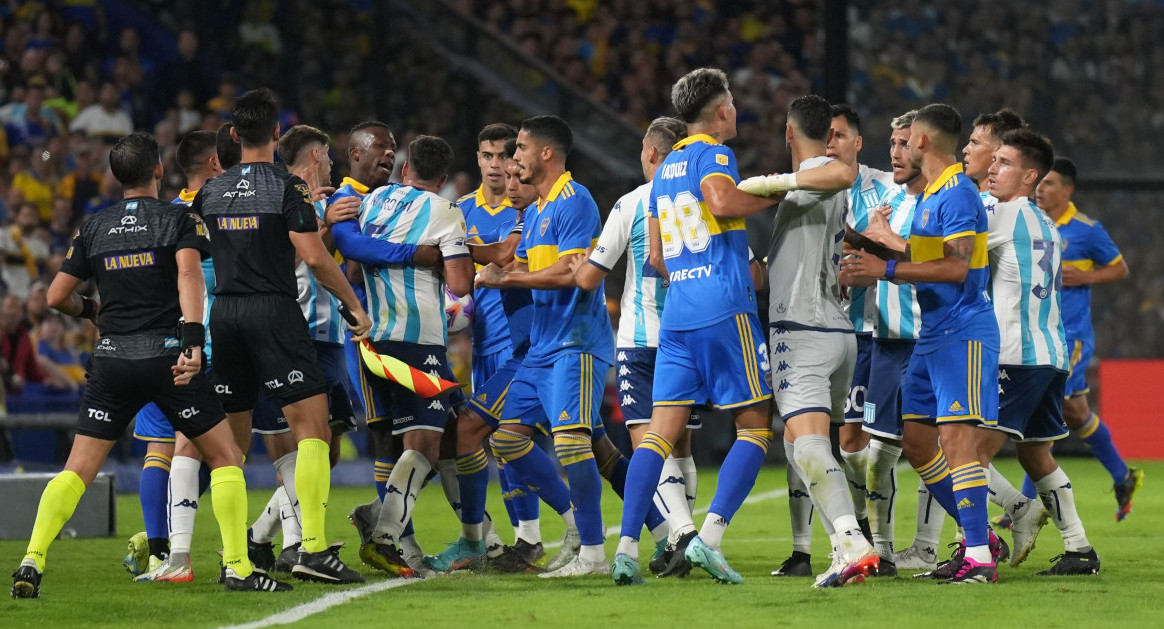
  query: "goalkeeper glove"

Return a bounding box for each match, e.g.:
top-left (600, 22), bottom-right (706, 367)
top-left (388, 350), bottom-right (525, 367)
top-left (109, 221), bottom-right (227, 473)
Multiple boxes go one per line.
top-left (738, 173), bottom-right (799, 197)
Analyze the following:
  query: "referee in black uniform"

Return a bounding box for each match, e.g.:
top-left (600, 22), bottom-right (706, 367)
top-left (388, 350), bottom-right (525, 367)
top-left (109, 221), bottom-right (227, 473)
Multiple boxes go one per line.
top-left (191, 89), bottom-right (371, 584)
top-left (11, 132), bottom-right (290, 598)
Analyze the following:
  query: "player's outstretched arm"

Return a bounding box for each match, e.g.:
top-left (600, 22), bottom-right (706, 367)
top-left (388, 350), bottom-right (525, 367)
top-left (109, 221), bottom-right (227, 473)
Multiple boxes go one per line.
top-left (842, 234), bottom-right (973, 285)
top-left (290, 230), bottom-right (371, 339)
top-left (470, 232), bottom-right (522, 268)
top-left (46, 272), bottom-right (96, 323)
top-left (444, 255), bottom-right (475, 298)
top-left (573, 255), bottom-right (606, 291)
top-left (704, 175), bottom-right (779, 218)
top-left (331, 219), bottom-right (421, 267)
top-left (477, 254), bottom-right (583, 291)
top-left (1063, 257), bottom-right (1128, 287)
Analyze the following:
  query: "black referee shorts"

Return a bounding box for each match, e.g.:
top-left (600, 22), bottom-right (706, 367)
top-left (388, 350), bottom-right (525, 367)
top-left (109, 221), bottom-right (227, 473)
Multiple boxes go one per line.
top-left (78, 355), bottom-right (225, 441)
top-left (209, 294), bottom-right (327, 413)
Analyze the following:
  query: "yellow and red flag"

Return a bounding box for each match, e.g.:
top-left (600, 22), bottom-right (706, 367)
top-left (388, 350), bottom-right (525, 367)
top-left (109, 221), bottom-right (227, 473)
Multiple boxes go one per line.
top-left (357, 339), bottom-right (460, 399)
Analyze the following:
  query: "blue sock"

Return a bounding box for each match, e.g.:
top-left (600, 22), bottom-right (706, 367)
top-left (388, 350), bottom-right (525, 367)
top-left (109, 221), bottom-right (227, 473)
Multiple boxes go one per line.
top-left (707, 429), bottom-right (772, 520)
top-left (913, 449), bottom-right (963, 526)
top-left (491, 428), bottom-right (573, 514)
top-left (140, 453), bottom-right (171, 551)
top-left (495, 458), bottom-right (520, 527)
top-left (601, 447), bottom-right (667, 531)
top-left (503, 464), bottom-right (540, 522)
top-left (1076, 413), bottom-right (1129, 483)
top-left (951, 462), bottom-right (990, 551)
top-left (456, 450), bottom-right (490, 526)
top-left (1021, 474), bottom-right (1037, 499)
top-left (555, 433), bottom-right (604, 546)
top-left (619, 432), bottom-right (671, 540)
top-left (374, 458), bottom-right (393, 501)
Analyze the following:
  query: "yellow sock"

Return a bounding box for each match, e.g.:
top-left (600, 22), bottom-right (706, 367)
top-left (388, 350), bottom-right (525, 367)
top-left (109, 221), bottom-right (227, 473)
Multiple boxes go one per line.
top-left (210, 466), bottom-right (252, 578)
top-left (25, 471), bottom-right (86, 571)
top-left (296, 438), bottom-right (331, 553)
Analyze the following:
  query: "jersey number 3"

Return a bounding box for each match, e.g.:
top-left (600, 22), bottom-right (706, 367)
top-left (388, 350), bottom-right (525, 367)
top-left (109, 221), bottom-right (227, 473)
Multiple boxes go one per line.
top-left (1032, 239), bottom-right (1062, 299)
top-left (657, 192), bottom-right (711, 258)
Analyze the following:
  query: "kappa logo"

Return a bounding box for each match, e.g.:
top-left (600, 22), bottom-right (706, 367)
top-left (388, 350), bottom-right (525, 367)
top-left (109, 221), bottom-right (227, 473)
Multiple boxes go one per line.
top-left (999, 369), bottom-right (1010, 381)
top-left (619, 380), bottom-right (634, 391)
top-left (287, 369), bottom-right (305, 384)
top-left (618, 365), bottom-right (631, 376)
top-left (428, 400), bottom-right (444, 410)
top-left (773, 342), bottom-right (790, 354)
top-left (778, 379), bottom-right (790, 391)
top-left (173, 499), bottom-right (198, 509)
top-left (949, 400), bottom-right (964, 413)
top-left (617, 351), bottom-right (628, 362)
top-left (789, 489), bottom-right (811, 499)
top-left (621, 394), bottom-right (636, 406)
top-left (659, 476), bottom-right (685, 486)
top-left (424, 355), bottom-right (440, 366)
top-left (867, 490), bottom-right (890, 502)
top-left (776, 361), bottom-right (791, 372)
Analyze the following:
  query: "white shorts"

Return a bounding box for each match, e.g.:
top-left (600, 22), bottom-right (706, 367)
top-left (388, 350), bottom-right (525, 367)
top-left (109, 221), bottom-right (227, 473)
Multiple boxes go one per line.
top-left (769, 325), bottom-right (856, 423)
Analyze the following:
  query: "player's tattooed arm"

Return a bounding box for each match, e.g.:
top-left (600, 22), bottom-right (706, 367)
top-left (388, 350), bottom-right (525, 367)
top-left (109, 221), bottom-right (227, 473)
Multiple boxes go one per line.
top-left (944, 235), bottom-right (975, 266)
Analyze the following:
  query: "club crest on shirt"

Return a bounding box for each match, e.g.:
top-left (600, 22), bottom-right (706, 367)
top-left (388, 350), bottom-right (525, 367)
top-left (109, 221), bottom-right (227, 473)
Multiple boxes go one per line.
top-left (539, 216), bottom-right (551, 236)
top-left (921, 208), bottom-right (930, 228)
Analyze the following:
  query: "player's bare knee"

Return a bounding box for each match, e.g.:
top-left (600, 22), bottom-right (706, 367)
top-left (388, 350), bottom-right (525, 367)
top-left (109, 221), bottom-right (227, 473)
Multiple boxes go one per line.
top-left (1015, 443), bottom-right (1057, 480)
top-left (838, 422), bottom-right (868, 453)
top-left (402, 429), bottom-right (442, 463)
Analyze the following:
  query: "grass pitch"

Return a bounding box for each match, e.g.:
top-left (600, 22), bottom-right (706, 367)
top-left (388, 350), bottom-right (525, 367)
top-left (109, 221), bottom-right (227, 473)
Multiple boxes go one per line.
top-left (2, 458), bottom-right (1159, 628)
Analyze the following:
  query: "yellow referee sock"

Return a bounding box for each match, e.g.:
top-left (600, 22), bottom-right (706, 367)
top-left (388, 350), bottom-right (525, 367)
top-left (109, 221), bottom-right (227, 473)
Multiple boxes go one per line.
top-left (210, 466), bottom-right (252, 578)
top-left (24, 471), bottom-right (86, 571)
top-left (296, 438), bottom-right (331, 553)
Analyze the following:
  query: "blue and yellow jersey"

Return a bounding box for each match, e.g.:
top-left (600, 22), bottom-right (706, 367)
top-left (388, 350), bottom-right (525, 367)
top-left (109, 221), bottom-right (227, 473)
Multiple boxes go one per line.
top-left (909, 163), bottom-right (998, 353)
top-left (1053, 202), bottom-right (1122, 343)
top-left (458, 185), bottom-right (518, 357)
top-left (648, 134), bottom-right (756, 331)
top-left (514, 172), bottom-right (613, 366)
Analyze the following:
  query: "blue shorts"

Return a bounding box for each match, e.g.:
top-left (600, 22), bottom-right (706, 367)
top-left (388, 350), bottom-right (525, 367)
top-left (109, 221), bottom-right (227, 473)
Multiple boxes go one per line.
top-left (901, 339), bottom-right (999, 427)
top-left (994, 366), bottom-right (1069, 442)
top-left (468, 355), bottom-right (547, 431)
top-left (1065, 338), bottom-right (1093, 398)
top-left (362, 341), bottom-right (464, 435)
top-left (616, 348), bottom-right (701, 429)
top-left (861, 339), bottom-right (915, 439)
top-left (655, 313), bottom-right (772, 411)
top-left (133, 402), bottom-right (174, 443)
top-left (505, 352), bottom-right (609, 434)
top-left (473, 345), bottom-right (514, 392)
top-left (844, 334), bottom-right (873, 423)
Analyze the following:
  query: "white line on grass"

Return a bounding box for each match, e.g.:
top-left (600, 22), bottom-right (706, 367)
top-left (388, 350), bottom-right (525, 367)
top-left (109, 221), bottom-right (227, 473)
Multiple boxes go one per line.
top-left (221, 487), bottom-right (788, 628)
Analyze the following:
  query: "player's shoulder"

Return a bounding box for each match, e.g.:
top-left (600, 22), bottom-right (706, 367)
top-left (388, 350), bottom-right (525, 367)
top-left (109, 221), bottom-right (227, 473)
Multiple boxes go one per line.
top-left (456, 190), bottom-right (476, 207)
top-left (1070, 209), bottom-right (1100, 227)
top-left (615, 181), bottom-right (652, 212)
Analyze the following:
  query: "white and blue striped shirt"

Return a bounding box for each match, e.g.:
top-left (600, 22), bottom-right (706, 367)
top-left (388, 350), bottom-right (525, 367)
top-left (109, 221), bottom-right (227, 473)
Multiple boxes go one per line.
top-left (873, 187), bottom-right (922, 341)
top-left (296, 199), bottom-right (345, 344)
top-left (360, 184), bottom-right (470, 346)
top-left (986, 197), bottom-right (1069, 370)
top-left (589, 182), bottom-right (666, 349)
top-left (845, 164), bottom-right (896, 333)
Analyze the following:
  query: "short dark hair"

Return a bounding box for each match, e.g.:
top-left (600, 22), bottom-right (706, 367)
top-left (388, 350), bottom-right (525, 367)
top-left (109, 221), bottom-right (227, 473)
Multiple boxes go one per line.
top-left (503, 138), bottom-right (517, 159)
top-left (109, 131), bottom-right (159, 188)
top-left (478, 123), bottom-right (518, 146)
top-left (175, 130), bottom-right (217, 176)
top-left (831, 103), bottom-right (860, 135)
top-left (972, 108), bottom-right (1027, 142)
top-left (216, 123), bottom-right (241, 169)
top-left (1051, 158), bottom-right (1077, 185)
top-left (1000, 129), bottom-right (1055, 179)
top-left (230, 88), bottom-right (279, 148)
top-left (520, 115), bottom-right (573, 155)
top-left (644, 116), bottom-right (687, 155)
top-left (671, 68), bottom-right (730, 123)
top-left (349, 120), bottom-right (391, 136)
top-left (277, 125), bottom-right (329, 167)
top-left (914, 103), bottom-right (962, 144)
top-left (788, 94), bottom-right (833, 141)
top-left (407, 135), bottom-right (454, 181)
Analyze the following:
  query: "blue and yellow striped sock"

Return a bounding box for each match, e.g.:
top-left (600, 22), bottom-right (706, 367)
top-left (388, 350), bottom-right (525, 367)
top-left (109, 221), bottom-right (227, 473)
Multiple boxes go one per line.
top-left (554, 432), bottom-right (604, 546)
top-left (374, 458), bottom-right (393, 501)
top-left (913, 449), bottom-right (963, 526)
top-left (619, 431), bottom-right (673, 541)
top-left (140, 452), bottom-right (171, 556)
top-left (492, 427), bottom-right (574, 515)
top-left (494, 455), bottom-right (521, 527)
top-left (707, 428), bottom-right (772, 521)
top-left (505, 464), bottom-right (540, 523)
top-left (456, 449), bottom-right (490, 528)
top-left (1075, 412), bottom-right (1130, 484)
top-left (951, 461), bottom-right (990, 549)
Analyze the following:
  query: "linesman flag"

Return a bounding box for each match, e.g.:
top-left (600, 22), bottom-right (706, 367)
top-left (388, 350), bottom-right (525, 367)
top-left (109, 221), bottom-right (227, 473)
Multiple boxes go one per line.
top-left (357, 339), bottom-right (460, 399)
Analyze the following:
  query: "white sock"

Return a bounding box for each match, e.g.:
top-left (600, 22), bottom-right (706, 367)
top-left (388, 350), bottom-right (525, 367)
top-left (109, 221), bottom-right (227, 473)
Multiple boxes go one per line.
top-left (616, 535), bottom-right (638, 558)
top-left (966, 545), bottom-right (991, 563)
top-left (483, 510), bottom-right (505, 555)
top-left (654, 456), bottom-right (695, 541)
top-left (516, 519), bottom-right (541, 545)
top-left (649, 520), bottom-right (669, 544)
top-left (987, 463), bottom-right (1032, 517)
top-left (839, 446), bottom-right (870, 520)
top-left (698, 512), bottom-right (728, 551)
top-left (784, 439), bottom-right (814, 554)
top-left (579, 543), bottom-right (605, 563)
top-left (675, 455), bottom-right (698, 513)
top-left (278, 484), bottom-right (302, 547)
top-left (1035, 467), bottom-right (1091, 552)
top-left (436, 458), bottom-right (461, 519)
top-left (250, 489), bottom-right (283, 544)
top-left (866, 440), bottom-right (901, 559)
top-left (793, 435), bottom-right (857, 526)
top-left (272, 451), bottom-right (301, 532)
top-left (374, 450), bottom-right (431, 543)
top-left (462, 522), bottom-right (483, 543)
top-left (401, 533), bottom-right (423, 557)
top-left (912, 479), bottom-right (944, 549)
top-left (167, 455), bottom-right (201, 556)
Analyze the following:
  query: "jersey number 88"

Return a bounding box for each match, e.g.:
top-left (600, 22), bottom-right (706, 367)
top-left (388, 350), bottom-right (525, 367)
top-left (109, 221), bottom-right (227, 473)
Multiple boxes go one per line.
top-left (657, 192), bottom-right (711, 258)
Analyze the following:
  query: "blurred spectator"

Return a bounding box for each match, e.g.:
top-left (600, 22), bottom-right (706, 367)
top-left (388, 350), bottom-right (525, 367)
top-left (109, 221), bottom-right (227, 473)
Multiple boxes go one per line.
top-left (69, 81), bottom-right (133, 142)
top-left (58, 141), bottom-right (101, 221)
top-left (0, 203), bottom-right (50, 299)
top-left (11, 149), bottom-right (58, 219)
top-left (5, 77), bottom-right (63, 147)
top-left (33, 312), bottom-right (82, 391)
top-left (0, 294), bottom-right (41, 393)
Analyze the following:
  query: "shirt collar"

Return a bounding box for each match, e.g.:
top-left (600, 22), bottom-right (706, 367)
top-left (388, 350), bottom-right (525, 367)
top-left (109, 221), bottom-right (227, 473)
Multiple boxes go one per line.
top-left (538, 172), bottom-right (574, 211)
top-left (178, 188), bottom-right (197, 203)
top-left (1055, 202), bottom-right (1078, 226)
top-left (341, 177), bottom-right (370, 195)
top-left (923, 162), bottom-right (965, 197)
top-left (672, 133), bottom-right (718, 150)
top-left (474, 185), bottom-right (512, 211)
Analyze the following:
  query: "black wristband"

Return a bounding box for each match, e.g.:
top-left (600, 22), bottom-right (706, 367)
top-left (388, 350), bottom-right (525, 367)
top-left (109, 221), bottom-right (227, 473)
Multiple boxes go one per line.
top-left (79, 296), bottom-right (97, 320)
top-left (181, 322), bottom-right (206, 349)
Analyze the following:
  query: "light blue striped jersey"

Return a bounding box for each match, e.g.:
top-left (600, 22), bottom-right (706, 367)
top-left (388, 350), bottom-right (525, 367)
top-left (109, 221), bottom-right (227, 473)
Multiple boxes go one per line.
top-left (589, 181), bottom-right (666, 349)
top-left (173, 189), bottom-right (216, 359)
top-left (986, 197), bottom-right (1069, 370)
top-left (874, 187), bottom-right (922, 340)
top-left (845, 164), bottom-right (897, 333)
top-left (359, 184), bottom-right (470, 345)
top-left (296, 199), bottom-right (344, 344)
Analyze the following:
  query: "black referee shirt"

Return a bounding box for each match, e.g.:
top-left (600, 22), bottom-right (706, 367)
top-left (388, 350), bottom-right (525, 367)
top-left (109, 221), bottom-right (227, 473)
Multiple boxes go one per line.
top-left (60, 196), bottom-right (210, 337)
top-left (192, 162), bottom-right (319, 299)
